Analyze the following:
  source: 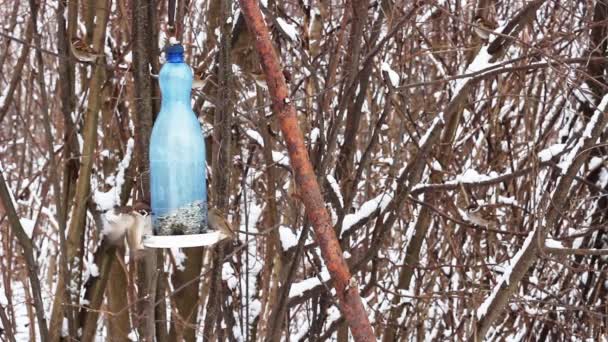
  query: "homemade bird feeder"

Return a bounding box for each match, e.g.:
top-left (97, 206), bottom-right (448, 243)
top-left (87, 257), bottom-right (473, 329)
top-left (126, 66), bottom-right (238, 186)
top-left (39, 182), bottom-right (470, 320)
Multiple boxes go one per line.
top-left (143, 44), bottom-right (220, 248)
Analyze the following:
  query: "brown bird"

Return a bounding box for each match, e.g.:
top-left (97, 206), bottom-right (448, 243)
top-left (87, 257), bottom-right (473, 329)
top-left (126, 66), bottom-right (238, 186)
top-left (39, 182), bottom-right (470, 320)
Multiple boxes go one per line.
top-left (456, 184), bottom-right (499, 227)
top-left (473, 16), bottom-right (498, 41)
top-left (70, 38), bottom-right (103, 62)
top-left (287, 178), bottom-right (301, 202)
top-left (464, 203), bottom-right (500, 228)
top-left (125, 202), bottom-right (152, 254)
top-left (192, 70), bottom-right (210, 90)
top-left (282, 69), bottom-right (292, 84)
top-left (102, 201), bottom-right (152, 257)
top-left (208, 208), bottom-right (236, 240)
top-left (308, 12), bottom-right (323, 56)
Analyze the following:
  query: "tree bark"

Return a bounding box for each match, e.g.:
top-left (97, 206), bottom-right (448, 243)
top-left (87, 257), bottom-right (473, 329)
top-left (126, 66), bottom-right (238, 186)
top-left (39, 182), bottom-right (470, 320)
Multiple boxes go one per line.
top-left (169, 248), bottom-right (203, 342)
top-left (107, 248), bottom-right (131, 341)
top-left (48, 1), bottom-right (111, 339)
top-left (0, 19), bottom-right (33, 124)
top-left (203, 0), bottom-right (235, 339)
top-left (79, 242), bottom-right (116, 341)
top-left (237, 0), bottom-right (376, 340)
top-left (0, 174), bottom-right (48, 341)
top-left (131, 0), bottom-right (158, 339)
top-left (258, 87), bottom-right (285, 342)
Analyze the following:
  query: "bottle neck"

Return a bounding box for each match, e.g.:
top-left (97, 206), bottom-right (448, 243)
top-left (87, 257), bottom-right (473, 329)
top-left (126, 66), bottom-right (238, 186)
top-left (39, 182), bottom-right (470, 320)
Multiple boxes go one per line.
top-left (158, 61), bottom-right (193, 109)
top-left (167, 52), bottom-right (184, 63)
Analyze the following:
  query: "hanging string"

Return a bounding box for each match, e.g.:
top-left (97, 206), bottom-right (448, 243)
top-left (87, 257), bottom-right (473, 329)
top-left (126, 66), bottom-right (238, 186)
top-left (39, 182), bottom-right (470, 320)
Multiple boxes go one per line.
top-left (167, 0), bottom-right (176, 37)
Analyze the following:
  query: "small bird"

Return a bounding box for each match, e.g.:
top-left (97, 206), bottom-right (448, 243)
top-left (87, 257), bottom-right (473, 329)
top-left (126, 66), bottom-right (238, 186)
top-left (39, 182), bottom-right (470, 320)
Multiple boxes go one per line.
top-left (102, 207), bottom-right (134, 245)
top-left (207, 208), bottom-right (235, 240)
top-left (456, 184), bottom-right (499, 227)
top-left (473, 16), bottom-right (498, 41)
top-left (282, 69), bottom-right (292, 84)
top-left (102, 201), bottom-right (152, 256)
top-left (308, 12), bottom-right (323, 56)
top-left (70, 38), bottom-right (104, 62)
top-left (286, 178), bottom-right (301, 202)
top-left (125, 201), bottom-right (153, 254)
top-left (464, 203), bottom-right (499, 228)
top-left (192, 71), bottom-right (210, 90)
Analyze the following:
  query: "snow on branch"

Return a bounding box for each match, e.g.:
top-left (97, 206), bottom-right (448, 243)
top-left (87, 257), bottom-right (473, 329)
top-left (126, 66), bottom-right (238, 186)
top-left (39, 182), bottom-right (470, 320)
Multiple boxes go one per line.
top-left (278, 226), bottom-right (299, 250)
top-left (476, 228), bottom-right (536, 320)
top-left (450, 47), bottom-right (496, 95)
top-left (544, 241), bottom-right (608, 256)
top-left (340, 192), bottom-right (392, 238)
top-left (557, 95), bottom-right (608, 172)
top-left (473, 93), bottom-right (608, 339)
top-left (411, 148), bottom-right (571, 195)
top-left (275, 17), bottom-right (298, 42)
top-left (93, 138), bottom-right (134, 211)
top-left (381, 62), bottom-right (400, 87)
top-left (289, 270), bottom-right (331, 298)
top-left (326, 175), bottom-right (343, 208)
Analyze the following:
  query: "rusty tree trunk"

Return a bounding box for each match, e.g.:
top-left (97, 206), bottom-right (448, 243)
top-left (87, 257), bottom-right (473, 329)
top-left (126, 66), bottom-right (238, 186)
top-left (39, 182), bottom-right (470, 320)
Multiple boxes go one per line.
top-left (237, 0), bottom-right (376, 340)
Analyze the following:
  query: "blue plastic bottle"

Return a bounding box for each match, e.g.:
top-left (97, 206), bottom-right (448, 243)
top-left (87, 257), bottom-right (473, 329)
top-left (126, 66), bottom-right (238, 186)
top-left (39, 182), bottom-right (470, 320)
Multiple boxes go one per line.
top-left (149, 44), bottom-right (207, 238)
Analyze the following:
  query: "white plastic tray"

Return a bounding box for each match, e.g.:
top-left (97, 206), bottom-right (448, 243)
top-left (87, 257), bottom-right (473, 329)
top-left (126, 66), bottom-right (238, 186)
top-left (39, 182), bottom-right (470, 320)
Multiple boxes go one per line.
top-left (143, 232), bottom-right (225, 248)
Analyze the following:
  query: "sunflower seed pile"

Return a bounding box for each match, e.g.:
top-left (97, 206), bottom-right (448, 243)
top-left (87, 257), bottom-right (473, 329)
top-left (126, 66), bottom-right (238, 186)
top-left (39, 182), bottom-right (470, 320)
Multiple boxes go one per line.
top-left (154, 200), bottom-right (208, 236)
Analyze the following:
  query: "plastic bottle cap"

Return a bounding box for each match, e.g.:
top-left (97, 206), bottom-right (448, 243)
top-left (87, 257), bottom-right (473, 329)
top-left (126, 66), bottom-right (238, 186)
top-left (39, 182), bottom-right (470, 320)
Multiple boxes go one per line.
top-left (166, 44), bottom-right (184, 62)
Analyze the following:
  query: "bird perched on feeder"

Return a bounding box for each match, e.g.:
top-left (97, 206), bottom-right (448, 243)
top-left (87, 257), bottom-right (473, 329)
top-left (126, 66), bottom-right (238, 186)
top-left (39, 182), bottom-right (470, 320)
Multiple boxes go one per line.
top-left (102, 201), bottom-right (152, 256)
top-left (126, 202), bottom-right (153, 253)
top-left (472, 16), bottom-right (498, 41)
top-left (70, 38), bottom-right (104, 62)
top-left (208, 208), bottom-right (236, 240)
